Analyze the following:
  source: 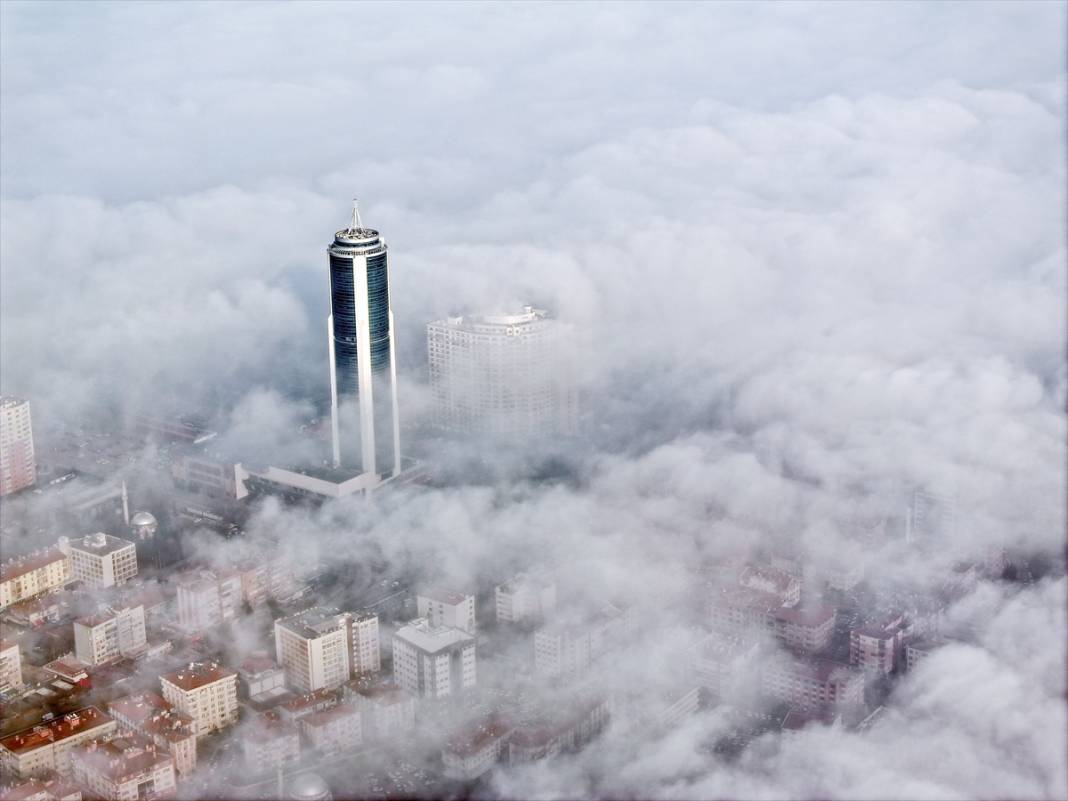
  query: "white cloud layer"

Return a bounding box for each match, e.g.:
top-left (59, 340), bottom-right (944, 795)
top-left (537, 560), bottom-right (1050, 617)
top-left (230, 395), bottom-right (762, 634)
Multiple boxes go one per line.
top-left (1, 1), bottom-right (1064, 798)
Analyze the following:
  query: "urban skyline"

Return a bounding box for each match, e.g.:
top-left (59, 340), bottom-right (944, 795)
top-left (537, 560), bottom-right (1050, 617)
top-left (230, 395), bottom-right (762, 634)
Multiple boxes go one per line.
top-left (0, 3), bottom-right (1064, 801)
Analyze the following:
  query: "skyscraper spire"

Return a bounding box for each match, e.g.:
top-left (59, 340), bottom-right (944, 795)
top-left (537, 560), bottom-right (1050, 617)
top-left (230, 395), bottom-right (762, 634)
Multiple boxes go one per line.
top-left (351, 198), bottom-right (363, 231)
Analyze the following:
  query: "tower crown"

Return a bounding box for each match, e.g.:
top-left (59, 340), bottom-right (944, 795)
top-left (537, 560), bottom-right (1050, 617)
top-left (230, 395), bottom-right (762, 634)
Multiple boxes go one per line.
top-left (334, 198), bottom-right (379, 244)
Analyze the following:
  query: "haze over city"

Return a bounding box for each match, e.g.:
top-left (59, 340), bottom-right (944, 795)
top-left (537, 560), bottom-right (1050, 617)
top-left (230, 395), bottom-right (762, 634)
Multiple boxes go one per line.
top-left (0, 3), bottom-right (1065, 801)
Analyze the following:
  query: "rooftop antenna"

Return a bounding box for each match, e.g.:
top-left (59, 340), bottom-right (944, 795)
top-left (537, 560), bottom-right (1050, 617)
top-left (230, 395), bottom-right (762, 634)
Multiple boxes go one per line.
top-left (351, 197), bottom-right (363, 231)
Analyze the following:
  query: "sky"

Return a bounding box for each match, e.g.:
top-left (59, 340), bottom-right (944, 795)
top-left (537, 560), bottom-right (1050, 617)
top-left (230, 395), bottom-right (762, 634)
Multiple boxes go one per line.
top-left (1, 2), bottom-right (1065, 798)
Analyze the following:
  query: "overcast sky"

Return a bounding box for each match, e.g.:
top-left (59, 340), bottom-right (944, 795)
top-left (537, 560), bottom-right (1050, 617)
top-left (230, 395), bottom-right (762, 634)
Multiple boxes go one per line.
top-left (1, 2), bottom-right (1065, 798)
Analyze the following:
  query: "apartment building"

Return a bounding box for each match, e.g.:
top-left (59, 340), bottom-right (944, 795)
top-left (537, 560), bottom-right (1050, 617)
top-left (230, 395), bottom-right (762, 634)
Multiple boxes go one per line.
top-left (274, 607), bottom-right (352, 692)
top-left (108, 691), bottom-right (197, 776)
top-left (0, 548), bottom-right (70, 610)
top-left (495, 573), bottom-right (556, 625)
top-left (0, 708), bottom-right (117, 778)
top-left (392, 619), bottom-right (476, 700)
top-left (442, 714), bottom-right (512, 780)
top-left (175, 569), bottom-right (242, 632)
top-left (73, 604), bottom-right (147, 666)
top-left (300, 703), bottom-right (362, 755)
top-left (241, 713), bottom-right (300, 772)
top-left (534, 604), bottom-right (630, 679)
top-left (1, 639), bottom-right (23, 691)
top-left (237, 655), bottom-right (287, 706)
top-left (159, 663), bottom-right (238, 738)
top-left (761, 657), bottom-right (864, 713)
top-left (346, 682), bottom-right (416, 741)
top-left (0, 775), bottom-right (82, 800)
top-left (348, 612), bottom-right (381, 676)
top-left (416, 591), bottom-right (476, 635)
top-left (771, 605), bottom-right (836, 653)
top-left (850, 613), bottom-right (908, 674)
top-left (60, 534), bottom-right (137, 589)
top-left (69, 733), bottom-right (175, 801)
top-left (0, 396), bottom-right (36, 496)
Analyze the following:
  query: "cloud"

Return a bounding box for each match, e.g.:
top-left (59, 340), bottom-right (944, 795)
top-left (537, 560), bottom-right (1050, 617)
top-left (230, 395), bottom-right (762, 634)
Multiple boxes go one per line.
top-left (1, 1), bottom-right (1064, 798)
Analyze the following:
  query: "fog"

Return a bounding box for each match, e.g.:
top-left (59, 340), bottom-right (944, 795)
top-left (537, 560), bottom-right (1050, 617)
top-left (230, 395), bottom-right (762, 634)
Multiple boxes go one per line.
top-left (0, 1), bottom-right (1064, 799)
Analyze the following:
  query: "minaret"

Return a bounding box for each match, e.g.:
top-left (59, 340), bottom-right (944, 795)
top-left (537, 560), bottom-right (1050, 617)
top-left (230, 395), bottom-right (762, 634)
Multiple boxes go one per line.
top-left (327, 200), bottom-right (401, 478)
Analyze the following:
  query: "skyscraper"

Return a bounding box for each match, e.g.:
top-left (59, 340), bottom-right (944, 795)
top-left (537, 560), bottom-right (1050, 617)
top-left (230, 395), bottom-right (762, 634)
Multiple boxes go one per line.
top-left (327, 201), bottom-right (401, 476)
top-left (426, 306), bottom-right (578, 436)
top-left (0, 396), bottom-right (36, 496)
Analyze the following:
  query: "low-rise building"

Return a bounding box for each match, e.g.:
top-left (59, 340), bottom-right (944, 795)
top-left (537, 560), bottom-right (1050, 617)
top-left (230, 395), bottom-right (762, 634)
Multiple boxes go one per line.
top-left (69, 732), bottom-right (175, 801)
top-left (442, 714), bottom-right (512, 780)
top-left (159, 663), bottom-right (238, 738)
top-left (237, 655), bottom-right (287, 706)
top-left (107, 692), bottom-right (197, 777)
top-left (241, 713), bottom-right (300, 773)
top-left (59, 534), bottom-right (137, 589)
top-left (771, 605), bottom-right (836, 653)
top-left (508, 697), bottom-right (608, 763)
top-left (73, 605), bottom-right (146, 666)
top-left (41, 659), bottom-right (90, 687)
top-left (0, 708), bottom-right (117, 778)
top-left (689, 633), bottom-right (761, 700)
top-left (738, 565), bottom-right (801, 608)
top-left (850, 614), bottom-right (908, 674)
top-left (1, 549), bottom-right (70, 611)
top-left (707, 587), bottom-right (779, 639)
top-left (761, 658), bottom-right (864, 713)
top-left (392, 619), bottom-right (476, 700)
top-left (905, 637), bottom-right (947, 672)
top-left (276, 690), bottom-right (337, 723)
top-left (300, 703), bottom-right (362, 755)
top-left (0, 774), bottom-right (82, 800)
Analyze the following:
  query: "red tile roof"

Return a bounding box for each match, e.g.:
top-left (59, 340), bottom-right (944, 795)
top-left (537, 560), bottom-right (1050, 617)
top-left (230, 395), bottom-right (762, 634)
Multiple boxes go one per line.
top-left (0, 549), bottom-right (66, 583)
top-left (0, 708), bottom-right (113, 755)
top-left (160, 663), bottom-right (235, 692)
top-left (70, 733), bottom-right (171, 782)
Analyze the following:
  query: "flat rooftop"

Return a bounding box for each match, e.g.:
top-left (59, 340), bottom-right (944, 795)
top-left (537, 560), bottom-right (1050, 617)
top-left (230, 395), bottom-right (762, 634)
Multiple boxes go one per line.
top-left (394, 619), bottom-right (474, 654)
top-left (0, 548), bottom-right (66, 583)
top-left (0, 707), bottom-right (112, 754)
top-left (276, 607), bottom-right (346, 639)
top-left (66, 532), bottom-right (135, 557)
top-left (160, 662), bottom-right (236, 692)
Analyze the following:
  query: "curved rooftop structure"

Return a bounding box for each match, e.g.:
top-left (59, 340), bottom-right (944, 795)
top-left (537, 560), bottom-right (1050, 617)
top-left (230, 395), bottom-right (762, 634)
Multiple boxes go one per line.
top-left (287, 772), bottom-right (331, 801)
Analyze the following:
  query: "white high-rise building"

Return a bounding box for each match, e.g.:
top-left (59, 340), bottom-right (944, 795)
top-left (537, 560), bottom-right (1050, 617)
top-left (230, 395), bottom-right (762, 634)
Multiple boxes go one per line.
top-left (392, 619), bottom-right (476, 700)
top-left (427, 306), bottom-right (578, 436)
top-left (0, 397), bottom-right (36, 496)
top-left (495, 573), bottom-right (556, 624)
top-left (534, 604), bottom-right (630, 679)
top-left (60, 533), bottom-right (137, 588)
top-left (416, 591), bottom-right (476, 635)
top-left (176, 569), bottom-right (242, 631)
top-left (0, 639), bottom-right (22, 691)
top-left (159, 663), bottom-right (238, 738)
top-left (327, 201), bottom-right (401, 477)
top-left (275, 607), bottom-right (352, 692)
top-left (74, 604), bottom-right (147, 665)
top-left (349, 612), bottom-right (381, 676)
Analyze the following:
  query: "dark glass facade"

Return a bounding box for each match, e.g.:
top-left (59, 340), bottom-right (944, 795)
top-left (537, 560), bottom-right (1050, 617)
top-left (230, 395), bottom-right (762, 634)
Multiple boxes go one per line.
top-left (328, 234), bottom-right (396, 476)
